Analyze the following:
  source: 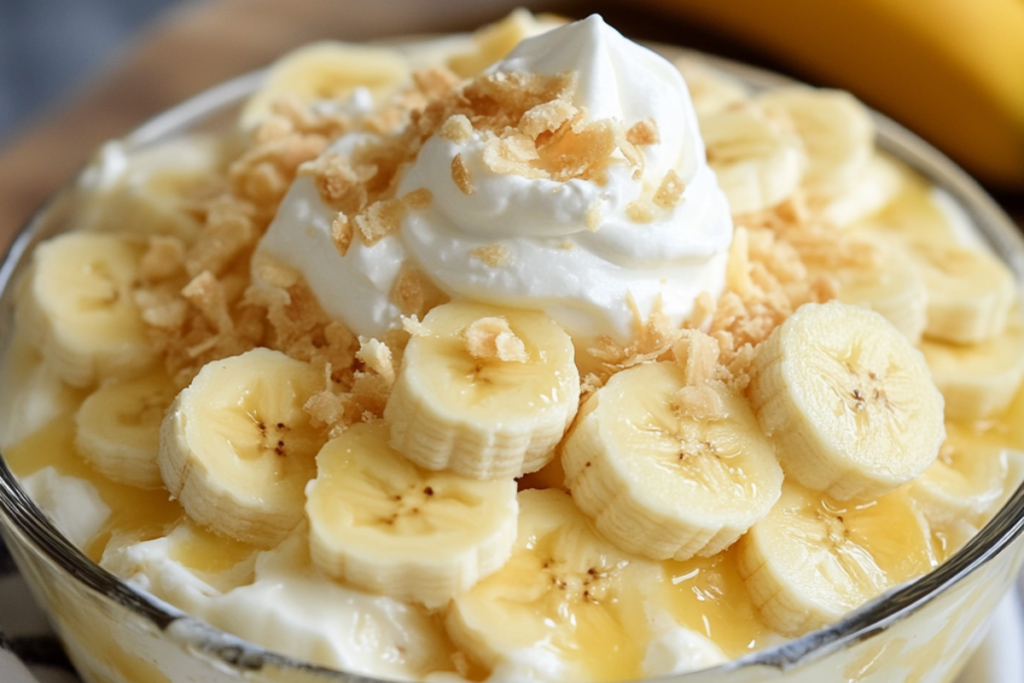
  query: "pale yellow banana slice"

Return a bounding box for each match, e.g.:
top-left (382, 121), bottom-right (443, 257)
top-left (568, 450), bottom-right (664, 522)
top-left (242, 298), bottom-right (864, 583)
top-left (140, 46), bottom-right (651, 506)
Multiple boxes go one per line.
top-left (759, 88), bottom-right (873, 201)
top-left (447, 9), bottom-right (561, 77)
top-left (738, 482), bottom-right (936, 636)
top-left (158, 348), bottom-right (327, 546)
top-left (818, 153), bottom-right (903, 229)
top-left (562, 362), bottom-right (783, 562)
top-left (241, 42), bottom-right (410, 127)
top-left (385, 302), bottom-right (579, 479)
top-left (674, 58), bottom-right (749, 119)
top-left (904, 238), bottom-right (1017, 344)
top-left (749, 301), bottom-right (945, 500)
top-left (79, 137), bottom-right (222, 243)
top-left (909, 420), bottom-right (1012, 530)
top-left (75, 368), bottom-right (179, 489)
top-left (701, 105), bottom-right (806, 215)
top-left (919, 316), bottom-right (1024, 420)
top-left (447, 488), bottom-right (661, 683)
top-left (18, 232), bottom-right (155, 388)
top-left (306, 421), bottom-right (517, 609)
top-left (827, 235), bottom-right (927, 344)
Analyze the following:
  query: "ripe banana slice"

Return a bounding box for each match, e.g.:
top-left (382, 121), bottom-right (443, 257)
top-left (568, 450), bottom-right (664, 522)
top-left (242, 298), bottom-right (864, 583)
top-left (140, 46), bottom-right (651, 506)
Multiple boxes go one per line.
top-left (306, 421), bottom-right (517, 609)
top-left (674, 58), bottom-right (749, 119)
top-left (749, 301), bottom-right (945, 500)
top-left (827, 235), bottom-right (927, 344)
top-left (79, 137), bottom-right (221, 243)
top-left (159, 348), bottom-right (326, 546)
top-left (75, 368), bottom-right (179, 489)
top-left (919, 316), bottom-right (1024, 420)
top-left (818, 153), bottom-right (903, 229)
top-left (701, 105), bottom-right (806, 215)
top-left (739, 482), bottom-right (936, 636)
top-left (242, 42), bottom-right (410, 127)
top-left (759, 88), bottom-right (873, 201)
top-left (909, 421), bottom-right (1013, 530)
top-left (905, 238), bottom-right (1017, 345)
top-left (385, 302), bottom-right (580, 479)
top-left (18, 232), bottom-right (155, 388)
top-left (562, 362), bottom-right (783, 562)
top-left (448, 488), bottom-right (661, 683)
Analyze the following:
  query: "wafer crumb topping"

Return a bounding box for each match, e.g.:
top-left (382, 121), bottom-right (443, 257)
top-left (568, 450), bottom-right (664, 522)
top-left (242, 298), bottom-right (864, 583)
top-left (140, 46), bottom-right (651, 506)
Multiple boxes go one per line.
top-left (464, 317), bottom-right (529, 362)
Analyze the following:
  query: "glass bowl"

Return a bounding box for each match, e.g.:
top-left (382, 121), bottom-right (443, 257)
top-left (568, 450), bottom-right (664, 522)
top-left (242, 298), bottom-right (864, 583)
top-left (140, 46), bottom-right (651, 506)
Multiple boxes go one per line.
top-left (1, 40), bottom-right (1024, 683)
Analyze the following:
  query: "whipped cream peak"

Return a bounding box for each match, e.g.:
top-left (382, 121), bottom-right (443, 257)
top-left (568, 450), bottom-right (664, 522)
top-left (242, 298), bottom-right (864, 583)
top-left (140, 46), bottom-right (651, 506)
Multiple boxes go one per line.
top-left (257, 15), bottom-right (733, 343)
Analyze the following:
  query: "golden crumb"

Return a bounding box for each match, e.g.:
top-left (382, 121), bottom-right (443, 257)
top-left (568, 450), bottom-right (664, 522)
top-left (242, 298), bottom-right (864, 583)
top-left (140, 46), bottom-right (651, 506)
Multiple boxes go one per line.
top-left (440, 114), bottom-right (474, 144)
top-left (251, 251), bottom-right (299, 289)
top-left (354, 198), bottom-right (407, 245)
top-left (483, 130), bottom-right (545, 178)
top-left (586, 202), bottom-right (603, 232)
top-left (302, 152), bottom-right (371, 216)
top-left (626, 118), bottom-right (660, 146)
top-left (673, 329), bottom-right (721, 385)
top-left (653, 169), bottom-right (685, 209)
top-left (401, 315), bottom-right (430, 337)
top-left (451, 153), bottom-right (475, 195)
top-left (140, 236), bottom-right (186, 282)
top-left (560, 240), bottom-right (576, 250)
top-left (413, 67), bottom-right (461, 99)
top-left (356, 337), bottom-right (396, 385)
top-left (470, 243), bottom-right (513, 267)
top-left (536, 117), bottom-right (616, 183)
top-left (625, 200), bottom-right (655, 223)
top-left (390, 265), bottom-right (449, 319)
top-left (519, 99), bottom-right (578, 139)
top-left (464, 317), bottom-right (528, 362)
top-left (331, 213), bottom-right (354, 256)
top-left (401, 188), bottom-right (434, 209)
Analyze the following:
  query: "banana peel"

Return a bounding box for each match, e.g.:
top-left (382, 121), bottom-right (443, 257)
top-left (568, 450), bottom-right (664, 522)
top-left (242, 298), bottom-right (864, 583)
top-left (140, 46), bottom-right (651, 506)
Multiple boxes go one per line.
top-left (632, 0), bottom-right (1024, 190)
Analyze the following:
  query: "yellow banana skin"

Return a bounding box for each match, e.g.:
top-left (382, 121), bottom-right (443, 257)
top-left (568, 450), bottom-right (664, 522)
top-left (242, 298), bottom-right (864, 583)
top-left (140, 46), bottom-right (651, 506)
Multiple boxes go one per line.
top-left (637, 0), bottom-right (1024, 190)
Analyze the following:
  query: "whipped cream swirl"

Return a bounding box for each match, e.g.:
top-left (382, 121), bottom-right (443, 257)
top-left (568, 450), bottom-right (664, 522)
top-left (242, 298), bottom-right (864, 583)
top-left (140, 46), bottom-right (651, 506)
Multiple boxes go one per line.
top-left (258, 15), bottom-right (732, 343)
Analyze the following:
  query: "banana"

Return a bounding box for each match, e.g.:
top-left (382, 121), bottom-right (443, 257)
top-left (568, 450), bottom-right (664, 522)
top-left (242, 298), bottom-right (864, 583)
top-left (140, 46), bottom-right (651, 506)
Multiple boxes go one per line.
top-left (447, 488), bottom-right (661, 683)
top-left (701, 104), bottom-right (806, 215)
top-left (79, 137), bottom-right (222, 243)
top-left (748, 301), bottom-right (945, 501)
top-left (18, 232), bottom-right (156, 388)
top-left (737, 482), bottom-right (937, 636)
top-left (635, 0), bottom-right (1024, 189)
top-left (158, 347), bottom-right (327, 546)
top-left (305, 421), bottom-right (518, 609)
top-left (908, 420), bottom-right (1013, 532)
top-left (562, 361), bottom-right (784, 562)
top-left (759, 88), bottom-right (874, 202)
top-left (241, 42), bottom-right (410, 128)
top-left (446, 9), bottom-right (562, 78)
top-left (384, 302), bottom-right (580, 480)
top-left (825, 234), bottom-right (927, 344)
top-left (903, 238), bottom-right (1017, 345)
top-left (919, 317), bottom-right (1024, 421)
top-left (673, 58), bottom-right (750, 120)
top-left (75, 368), bottom-right (179, 489)
top-left (817, 152), bottom-right (903, 229)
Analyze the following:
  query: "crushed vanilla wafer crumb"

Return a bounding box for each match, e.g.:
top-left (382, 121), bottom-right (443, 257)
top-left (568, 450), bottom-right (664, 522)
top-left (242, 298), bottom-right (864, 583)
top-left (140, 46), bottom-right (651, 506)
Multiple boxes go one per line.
top-left (653, 169), bottom-right (685, 209)
top-left (464, 317), bottom-right (528, 362)
top-left (470, 244), bottom-right (513, 267)
top-left (626, 118), bottom-right (660, 146)
top-left (451, 154), bottom-right (475, 194)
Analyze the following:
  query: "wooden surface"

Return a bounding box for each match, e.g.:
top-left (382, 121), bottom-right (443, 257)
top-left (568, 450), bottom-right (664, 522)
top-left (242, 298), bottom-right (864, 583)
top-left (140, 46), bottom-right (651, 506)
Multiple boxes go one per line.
top-left (0, 0), bottom-right (1020, 248)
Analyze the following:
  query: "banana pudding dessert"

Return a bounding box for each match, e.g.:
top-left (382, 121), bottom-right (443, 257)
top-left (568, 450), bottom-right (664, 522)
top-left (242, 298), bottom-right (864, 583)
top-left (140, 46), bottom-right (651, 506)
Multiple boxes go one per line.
top-left (3, 10), bottom-right (1024, 683)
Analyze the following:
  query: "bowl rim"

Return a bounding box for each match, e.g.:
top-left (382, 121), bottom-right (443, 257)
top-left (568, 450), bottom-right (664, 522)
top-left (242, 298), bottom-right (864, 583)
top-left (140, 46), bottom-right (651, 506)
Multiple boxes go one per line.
top-left (1, 38), bottom-right (1024, 681)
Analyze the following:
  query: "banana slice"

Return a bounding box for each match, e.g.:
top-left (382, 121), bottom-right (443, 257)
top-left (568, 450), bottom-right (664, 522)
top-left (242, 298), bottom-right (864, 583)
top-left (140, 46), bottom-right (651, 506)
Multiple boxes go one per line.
top-left (447, 9), bottom-right (560, 77)
top-left (738, 482), bottom-right (937, 636)
top-left (448, 488), bottom-right (661, 683)
top-left (75, 368), bottom-right (179, 489)
top-left (909, 420), bottom-right (1012, 529)
top-left (241, 42), bottom-right (410, 127)
top-left (158, 348), bottom-right (327, 546)
top-left (306, 421), bottom-right (517, 609)
top-left (749, 301), bottom-right (945, 500)
top-left (818, 153), bottom-right (903, 229)
top-left (904, 238), bottom-right (1017, 344)
top-left (919, 317), bottom-right (1024, 420)
top-left (562, 362), bottom-right (784, 562)
top-left (79, 137), bottom-right (221, 243)
top-left (18, 232), bottom-right (155, 388)
top-left (385, 302), bottom-right (579, 479)
top-left (759, 88), bottom-right (873, 200)
top-left (827, 235), bottom-right (927, 344)
top-left (701, 105), bottom-right (806, 215)
top-left (674, 59), bottom-right (749, 119)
